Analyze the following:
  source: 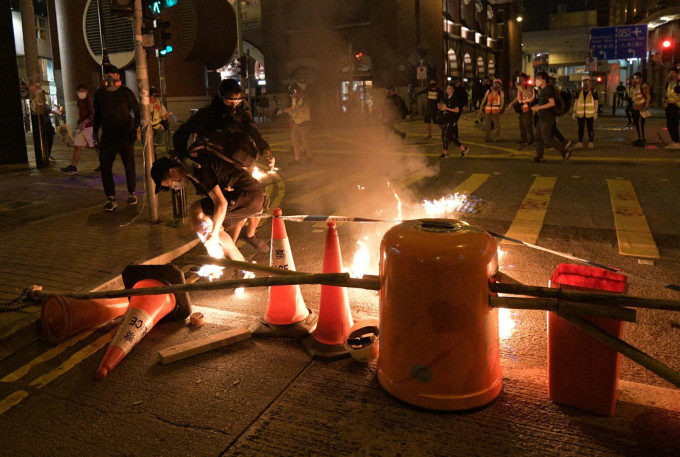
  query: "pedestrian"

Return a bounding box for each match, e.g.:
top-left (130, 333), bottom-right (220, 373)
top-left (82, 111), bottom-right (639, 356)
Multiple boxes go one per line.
top-left (616, 81), bottom-right (626, 108)
top-left (61, 84), bottom-right (96, 174)
top-left (479, 78), bottom-right (504, 142)
top-left (382, 85), bottom-right (408, 140)
top-left (506, 73), bottom-right (535, 146)
top-left (663, 67), bottom-right (680, 149)
top-left (630, 72), bottom-right (651, 146)
top-left (173, 78), bottom-right (273, 251)
top-left (417, 79), bottom-right (443, 138)
top-left (151, 154), bottom-right (265, 264)
top-left (572, 75), bottom-right (598, 149)
top-left (547, 74), bottom-right (572, 151)
top-left (531, 71), bottom-right (571, 162)
top-left (149, 86), bottom-right (171, 148)
top-left (92, 64), bottom-right (140, 212)
top-left (280, 80), bottom-right (312, 164)
top-left (624, 79), bottom-right (634, 127)
top-left (438, 83), bottom-right (469, 159)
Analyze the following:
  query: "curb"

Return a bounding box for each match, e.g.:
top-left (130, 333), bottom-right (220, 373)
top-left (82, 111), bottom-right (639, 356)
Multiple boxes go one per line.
top-left (0, 238), bottom-right (200, 363)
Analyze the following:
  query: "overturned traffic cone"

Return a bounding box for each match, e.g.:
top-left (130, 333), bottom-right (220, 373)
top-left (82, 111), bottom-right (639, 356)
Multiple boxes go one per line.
top-left (252, 208), bottom-right (316, 339)
top-left (94, 265), bottom-right (192, 379)
top-left (302, 222), bottom-right (353, 359)
top-left (41, 295), bottom-right (129, 345)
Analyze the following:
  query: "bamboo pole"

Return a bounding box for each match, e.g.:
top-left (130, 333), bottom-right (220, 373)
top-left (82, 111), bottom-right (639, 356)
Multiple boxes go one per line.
top-left (30, 273), bottom-right (380, 301)
top-left (558, 312), bottom-right (680, 388)
top-left (490, 282), bottom-right (680, 311)
top-left (490, 296), bottom-right (637, 322)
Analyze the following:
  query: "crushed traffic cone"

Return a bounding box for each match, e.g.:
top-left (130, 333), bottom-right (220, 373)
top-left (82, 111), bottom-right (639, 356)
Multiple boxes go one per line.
top-left (41, 295), bottom-right (129, 345)
top-left (252, 208), bottom-right (316, 339)
top-left (303, 222), bottom-right (353, 359)
top-left (94, 265), bottom-right (192, 379)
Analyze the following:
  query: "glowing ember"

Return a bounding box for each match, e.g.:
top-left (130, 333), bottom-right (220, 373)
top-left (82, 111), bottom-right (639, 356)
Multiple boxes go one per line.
top-left (393, 191), bottom-right (403, 221)
top-left (419, 193), bottom-right (468, 218)
top-left (350, 238), bottom-right (370, 278)
top-left (196, 264), bottom-right (225, 281)
top-left (235, 271), bottom-right (255, 296)
top-left (357, 184), bottom-right (365, 190)
top-left (498, 308), bottom-right (516, 340)
top-left (251, 166), bottom-right (267, 181)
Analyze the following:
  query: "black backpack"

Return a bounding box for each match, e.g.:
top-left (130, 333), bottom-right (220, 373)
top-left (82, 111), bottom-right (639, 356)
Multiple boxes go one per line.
top-left (187, 130), bottom-right (258, 170)
top-left (553, 88), bottom-right (571, 116)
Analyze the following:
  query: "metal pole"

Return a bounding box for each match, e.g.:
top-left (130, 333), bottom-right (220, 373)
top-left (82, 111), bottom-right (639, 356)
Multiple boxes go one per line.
top-left (348, 43), bottom-right (354, 113)
top-left (235, 0), bottom-right (244, 88)
top-left (157, 47), bottom-right (171, 153)
top-left (95, 0), bottom-right (111, 68)
top-left (133, 0), bottom-right (159, 223)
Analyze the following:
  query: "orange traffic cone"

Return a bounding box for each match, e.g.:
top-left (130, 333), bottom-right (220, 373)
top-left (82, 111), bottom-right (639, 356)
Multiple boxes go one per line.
top-left (303, 222), bottom-right (353, 359)
top-left (252, 208), bottom-right (316, 339)
top-left (41, 295), bottom-right (129, 345)
top-left (94, 279), bottom-right (175, 379)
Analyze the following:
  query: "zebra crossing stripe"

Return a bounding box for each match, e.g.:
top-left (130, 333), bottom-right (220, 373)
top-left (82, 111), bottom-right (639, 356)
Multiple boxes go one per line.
top-left (453, 173), bottom-right (491, 195)
top-left (606, 179), bottom-right (660, 259)
top-left (503, 176), bottom-right (557, 245)
top-left (288, 170), bottom-right (370, 205)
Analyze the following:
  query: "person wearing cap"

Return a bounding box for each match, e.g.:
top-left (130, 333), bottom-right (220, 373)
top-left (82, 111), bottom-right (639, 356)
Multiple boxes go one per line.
top-left (173, 78), bottom-right (272, 251)
top-left (279, 81), bottom-right (312, 164)
top-left (479, 78), bottom-right (505, 142)
top-left (572, 75), bottom-right (598, 149)
top-left (417, 79), bottom-right (443, 138)
top-left (546, 74), bottom-right (572, 151)
top-left (507, 73), bottom-right (535, 146)
top-left (93, 64), bottom-right (141, 211)
top-left (630, 72), bottom-right (651, 146)
top-left (531, 71), bottom-right (571, 162)
top-left (663, 67), bottom-right (680, 149)
top-left (151, 153), bottom-right (265, 263)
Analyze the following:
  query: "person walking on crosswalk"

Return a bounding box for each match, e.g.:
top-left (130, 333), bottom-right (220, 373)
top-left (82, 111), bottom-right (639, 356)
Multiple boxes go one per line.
top-left (630, 72), bottom-right (651, 147)
top-left (572, 75), bottom-right (598, 149)
top-left (531, 72), bottom-right (571, 162)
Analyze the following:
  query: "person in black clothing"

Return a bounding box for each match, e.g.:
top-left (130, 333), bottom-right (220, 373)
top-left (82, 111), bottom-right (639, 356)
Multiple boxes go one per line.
top-left (92, 64), bottom-right (140, 212)
top-left (151, 154), bottom-right (265, 262)
top-left (438, 83), bottom-right (469, 159)
top-left (173, 79), bottom-right (271, 251)
top-left (417, 79), bottom-right (443, 138)
top-left (383, 86), bottom-right (408, 139)
top-left (531, 72), bottom-right (570, 162)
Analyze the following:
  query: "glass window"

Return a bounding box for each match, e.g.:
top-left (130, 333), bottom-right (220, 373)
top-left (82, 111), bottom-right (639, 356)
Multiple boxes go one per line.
top-left (334, 0), bottom-right (369, 26)
top-left (36, 16), bottom-right (48, 40)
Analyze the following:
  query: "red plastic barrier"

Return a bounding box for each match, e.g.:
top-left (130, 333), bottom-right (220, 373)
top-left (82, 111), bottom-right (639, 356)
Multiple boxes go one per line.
top-left (548, 264), bottom-right (627, 416)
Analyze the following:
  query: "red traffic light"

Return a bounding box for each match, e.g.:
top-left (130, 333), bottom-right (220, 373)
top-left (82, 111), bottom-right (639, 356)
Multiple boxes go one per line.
top-left (663, 39), bottom-right (673, 48)
top-left (596, 76), bottom-right (603, 82)
top-left (355, 52), bottom-right (363, 60)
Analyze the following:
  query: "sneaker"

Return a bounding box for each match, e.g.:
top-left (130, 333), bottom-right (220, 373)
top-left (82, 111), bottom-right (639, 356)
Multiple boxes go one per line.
top-left (563, 150), bottom-right (571, 161)
top-left (574, 142), bottom-right (583, 149)
top-left (94, 166), bottom-right (101, 172)
top-left (666, 142), bottom-right (680, 150)
top-left (48, 156), bottom-right (56, 162)
top-left (127, 193), bottom-right (138, 205)
top-left (587, 142), bottom-right (594, 149)
top-left (103, 198), bottom-right (117, 212)
top-left (439, 153), bottom-right (451, 159)
top-left (60, 165), bottom-right (77, 174)
top-left (244, 234), bottom-right (269, 252)
top-left (533, 156), bottom-right (545, 163)
top-left (460, 147), bottom-right (469, 157)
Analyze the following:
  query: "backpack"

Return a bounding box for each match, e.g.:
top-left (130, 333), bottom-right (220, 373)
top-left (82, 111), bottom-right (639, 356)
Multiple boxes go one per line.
top-left (186, 130), bottom-right (258, 170)
top-left (553, 88), bottom-right (571, 116)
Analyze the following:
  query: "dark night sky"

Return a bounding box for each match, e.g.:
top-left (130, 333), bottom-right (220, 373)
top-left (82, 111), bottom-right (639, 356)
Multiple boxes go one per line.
top-left (523, 0), bottom-right (595, 32)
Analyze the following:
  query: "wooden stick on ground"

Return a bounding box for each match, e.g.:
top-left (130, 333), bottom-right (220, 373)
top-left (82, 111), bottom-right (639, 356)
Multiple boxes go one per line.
top-left (490, 282), bottom-right (680, 312)
top-left (558, 312), bottom-right (680, 388)
top-left (158, 328), bottom-right (251, 364)
top-left (489, 296), bottom-right (637, 322)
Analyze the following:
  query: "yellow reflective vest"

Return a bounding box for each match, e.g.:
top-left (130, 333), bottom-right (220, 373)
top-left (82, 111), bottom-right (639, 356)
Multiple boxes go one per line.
top-left (667, 81), bottom-right (680, 107)
top-left (575, 90), bottom-right (596, 118)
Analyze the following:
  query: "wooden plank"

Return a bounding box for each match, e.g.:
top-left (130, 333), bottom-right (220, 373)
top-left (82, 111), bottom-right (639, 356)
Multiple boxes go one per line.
top-left (606, 179), bottom-right (659, 258)
top-left (158, 328), bottom-right (251, 365)
top-left (503, 176), bottom-right (556, 245)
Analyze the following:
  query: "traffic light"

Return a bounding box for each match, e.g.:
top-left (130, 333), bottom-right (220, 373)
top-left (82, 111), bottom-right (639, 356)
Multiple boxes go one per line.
top-left (110, 0), bottom-right (133, 17)
top-left (144, 0), bottom-right (178, 21)
top-left (661, 37), bottom-right (675, 61)
top-left (355, 51), bottom-right (363, 61)
top-left (156, 21), bottom-right (173, 56)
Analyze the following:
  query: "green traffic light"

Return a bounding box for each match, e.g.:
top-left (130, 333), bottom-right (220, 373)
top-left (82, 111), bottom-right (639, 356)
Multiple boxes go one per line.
top-left (164, 0), bottom-right (178, 6)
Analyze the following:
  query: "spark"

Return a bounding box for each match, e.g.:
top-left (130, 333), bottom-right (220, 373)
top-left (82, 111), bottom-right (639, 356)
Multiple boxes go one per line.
top-left (234, 271), bottom-right (255, 296)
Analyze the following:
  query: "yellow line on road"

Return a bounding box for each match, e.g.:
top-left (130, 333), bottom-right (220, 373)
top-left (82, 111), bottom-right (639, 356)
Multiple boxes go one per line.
top-left (271, 178), bottom-right (286, 210)
top-left (288, 170), bottom-right (370, 205)
top-left (285, 169), bottom-right (325, 183)
top-left (29, 328), bottom-right (116, 389)
top-left (454, 173), bottom-right (491, 195)
top-left (503, 177), bottom-right (557, 245)
top-left (0, 390), bottom-right (29, 416)
top-left (606, 179), bottom-right (660, 258)
top-left (1, 330), bottom-right (95, 383)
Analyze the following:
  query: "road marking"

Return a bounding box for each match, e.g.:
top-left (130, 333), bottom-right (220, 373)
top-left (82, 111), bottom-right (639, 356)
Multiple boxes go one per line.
top-left (454, 173), bottom-right (491, 195)
top-left (503, 176), bottom-right (557, 245)
top-left (1, 330), bottom-right (95, 383)
top-left (29, 328), bottom-right (115, 389)
top-left (0, 391), bottom-right (29, 416)
top-left (288, 170), bottom-right (370, 205)
top-left (285, 170), bottom-right (325, 183)
top-left (606, 179), bottom-right (659, 258)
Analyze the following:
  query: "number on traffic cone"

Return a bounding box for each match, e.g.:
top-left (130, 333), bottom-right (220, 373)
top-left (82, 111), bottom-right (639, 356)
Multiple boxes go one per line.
top-left (252, 208), bottom-right (316, 339)
top-left (303, 222), bottom-right (354, 359)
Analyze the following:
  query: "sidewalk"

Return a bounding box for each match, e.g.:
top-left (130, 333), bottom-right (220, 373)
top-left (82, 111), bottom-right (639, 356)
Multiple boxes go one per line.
top-left (0, 135), bottom-right (199, 360)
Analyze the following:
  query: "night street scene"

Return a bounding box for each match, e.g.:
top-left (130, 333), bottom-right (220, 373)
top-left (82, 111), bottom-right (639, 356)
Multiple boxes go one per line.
top-left (2, 0), bottom-right (680, 456)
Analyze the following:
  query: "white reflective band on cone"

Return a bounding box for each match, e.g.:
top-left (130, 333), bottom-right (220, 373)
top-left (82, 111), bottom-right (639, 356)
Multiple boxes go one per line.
top-left (344, 318), bottom-right (380, 362)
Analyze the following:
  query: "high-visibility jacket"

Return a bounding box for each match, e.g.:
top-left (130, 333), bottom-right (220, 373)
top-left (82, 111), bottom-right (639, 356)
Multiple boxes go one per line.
top-left (667, 81), bottom-right (680, 107)
top-left (291, 95), bottom-right (311, 125)
top-left (632, 84), bottom-right (649, 110)
top-left (484, 90), bottom-right (503, 114)
top-left (575, 90), bottom-right (596, 118)
top-left (517, 86), bottom-right (535, 113)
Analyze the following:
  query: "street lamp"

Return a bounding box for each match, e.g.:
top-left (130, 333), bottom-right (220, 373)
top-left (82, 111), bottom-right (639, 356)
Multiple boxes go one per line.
top-left (516, 15), bottom-right (523, 22)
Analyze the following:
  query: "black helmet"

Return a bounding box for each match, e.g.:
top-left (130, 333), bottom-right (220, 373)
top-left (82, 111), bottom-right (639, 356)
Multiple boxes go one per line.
top-left (218, 78), bottom-right (242, 100)
top-left (288, 80), bottom-right (307, 95)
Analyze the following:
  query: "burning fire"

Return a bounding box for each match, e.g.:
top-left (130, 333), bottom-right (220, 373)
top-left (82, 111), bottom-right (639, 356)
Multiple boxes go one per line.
top-left (418, 193), bottom-right (468, 218)
top-left (498, 308), bottom-right (516, 340)
top-left (350, 238), bottom-right (371, 278)
top-left (234, 271), bottom-right (255, 297)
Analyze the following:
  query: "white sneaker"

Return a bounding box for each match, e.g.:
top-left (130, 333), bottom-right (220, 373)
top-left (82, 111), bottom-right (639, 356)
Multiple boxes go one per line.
top-left (588, 142), bottom-right (594, 149)
top-left (574, 142), bottom-right (583, 149)
top-left (666, 142), bottom-right (680, 150)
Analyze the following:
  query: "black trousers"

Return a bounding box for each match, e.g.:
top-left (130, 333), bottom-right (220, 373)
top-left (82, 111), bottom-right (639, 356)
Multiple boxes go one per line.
top-left (577, 117), bottom-right (595, 142)
top-left (99, 134), bottom-right (136, 197)
top-left (442, 121), bottom-right (462, 150)
top-left (665, 104), bottom-right (680, 143)
top-left (632, 110), bottom-right (646, 141)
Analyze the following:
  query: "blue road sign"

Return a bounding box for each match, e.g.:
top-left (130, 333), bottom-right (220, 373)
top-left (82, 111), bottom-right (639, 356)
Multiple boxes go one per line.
top-left (589, 25), bottom-right (647, 60)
